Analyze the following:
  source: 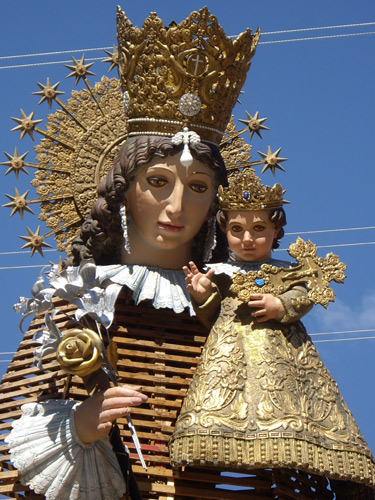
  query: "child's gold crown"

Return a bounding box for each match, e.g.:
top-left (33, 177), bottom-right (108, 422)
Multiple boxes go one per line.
top-left (116, 7), bottom-right (260, 145)
top-left (218, 169), bottom-right (287, 211)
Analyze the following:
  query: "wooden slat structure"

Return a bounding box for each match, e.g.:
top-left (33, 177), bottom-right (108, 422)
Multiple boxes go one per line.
top-left (0, 291), bottom-right (372, 499)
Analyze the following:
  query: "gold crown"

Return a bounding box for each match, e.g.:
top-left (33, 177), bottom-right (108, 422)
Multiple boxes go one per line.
top-left (116, 7), bottom-right (260, 145)
top-left (218, 168), bottom-right (288, 211)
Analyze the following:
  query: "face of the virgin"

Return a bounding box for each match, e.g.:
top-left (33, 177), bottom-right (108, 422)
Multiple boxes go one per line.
top-left (225, 210), bottom-right (277, 262)
top-left (125, 156), bottom-right (215, 254)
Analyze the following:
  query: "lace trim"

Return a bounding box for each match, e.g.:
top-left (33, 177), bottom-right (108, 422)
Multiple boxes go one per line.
top-left (96, 264), bottom-right (195, 314)
top-left (5, 400), bottom-right (126, 500)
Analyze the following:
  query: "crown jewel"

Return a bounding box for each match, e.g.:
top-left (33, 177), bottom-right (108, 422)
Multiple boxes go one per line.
top-left (116, 7), bottom-right (260, 145)
top-left (218, 169), bottom-right (288, 211)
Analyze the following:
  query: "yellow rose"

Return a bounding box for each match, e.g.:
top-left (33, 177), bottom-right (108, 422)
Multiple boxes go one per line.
top-left (56, 328), bottom-right (103, 376)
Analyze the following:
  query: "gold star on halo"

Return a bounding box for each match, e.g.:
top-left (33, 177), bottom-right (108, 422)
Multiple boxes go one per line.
top-left (0, 147), bottom-right (29, 177)
top-left (239, 111), bottom-right (270, 139)
top-left (11, 109), bottom-right (43, 140)
top-left (33, 77), bottom-right (64, 109)
top-left (102, 45), bottom-right (120, 72)
top-left (65, 55), bottom-right (95, 85)
top-left (257, 146), bottom-right (287, 175)
top-left (3, 188), bottom-right (34, 219)
top-left (19, 226), bottom-right (52, 257)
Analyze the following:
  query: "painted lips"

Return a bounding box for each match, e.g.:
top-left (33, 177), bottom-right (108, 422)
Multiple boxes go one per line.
top-left (158, 222), bottom-right (185, 232)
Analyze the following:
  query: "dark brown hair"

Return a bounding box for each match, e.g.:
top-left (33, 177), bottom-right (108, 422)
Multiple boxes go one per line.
top-left (67, 135), bottom-right (228, 267)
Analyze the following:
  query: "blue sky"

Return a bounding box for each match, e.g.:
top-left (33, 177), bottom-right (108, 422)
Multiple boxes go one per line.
top-left (0, 0), bottom-right (374, 457)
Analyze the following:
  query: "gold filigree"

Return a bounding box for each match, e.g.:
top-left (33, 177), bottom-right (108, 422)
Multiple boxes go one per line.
top-left (218, 168), bottom-right (287, 211)
top-left (171, 297), bottom-right (370, 471)
top-left (177, 304), bottom-right (249, 432)
top-left (6, 74), bottom-right (127, 254)
top-left (254, 324), bottom-right (362, 445)
top-left (116, 7), bottom-right (260, 144)
top-left (230, 237), bottom-right (346, 308)
top-left (219, 116), bottom-right (255, 173)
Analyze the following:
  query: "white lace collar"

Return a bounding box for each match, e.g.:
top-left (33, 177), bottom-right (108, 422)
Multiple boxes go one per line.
top-left (96, 264), bottom-right (194, 315)
top-left (95, 259), bottom-right (293, 314)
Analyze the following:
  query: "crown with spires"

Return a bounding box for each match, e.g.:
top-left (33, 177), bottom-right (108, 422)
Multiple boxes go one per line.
top-left (218, 168), bottom-right (288, 211)
top-left (116, 6), bottom-right (260, 145)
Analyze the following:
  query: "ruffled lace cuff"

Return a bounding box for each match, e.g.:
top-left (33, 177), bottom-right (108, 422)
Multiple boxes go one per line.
top-left (5, 399), bottom-right (126, 500)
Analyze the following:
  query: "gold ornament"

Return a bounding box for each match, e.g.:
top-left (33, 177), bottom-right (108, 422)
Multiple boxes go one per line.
top-left (0, 147), bottom-right (30, 178)
top-left (116, 7), bottom-right (260, 144)
top-left (5, 73), bottom-right (127, 254)
top-left (230, 237), bottom-right (346, 308)
top-left (65, 55), bottom-right (96, 85)
top-left (32, 77), bottom-right (65, 109)
top-left (238, 110), bottom-right (269, 139)
top-left (3, 188), bottom-right (34, 219)
top-left (11, 110), bottom-right (43, 141)
top-left (258, 145), bottom-right (287, 175)
top-left (19, 226), bottom-right (52, 257)
top-left (219, 116), bottom-right (255, 173)
top-left (56, 328), bottom-right (103, 376)
top-left (4, 9), bottom-right (260, 255)
top-left (218, 168), bottom-right (288, 211)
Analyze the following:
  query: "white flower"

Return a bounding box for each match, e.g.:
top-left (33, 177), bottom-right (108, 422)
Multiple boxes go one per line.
top-left (73, 283), bottom-right (122, 329)
top-left (32, 312), bottom-right (63, 370)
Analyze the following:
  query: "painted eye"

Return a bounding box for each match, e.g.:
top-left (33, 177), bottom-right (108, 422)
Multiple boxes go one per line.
top-left (190, 183), bottom-right (208, 193)
top-left (253, 225), bottom-right (266, 232)
top-left (147, 177), bottom-right (167, 187)
top-left (231, 225), bottom-right (243, 233)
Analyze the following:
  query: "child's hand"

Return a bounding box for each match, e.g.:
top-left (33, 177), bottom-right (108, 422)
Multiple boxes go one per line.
top-left (74, 385), bottom-right (148, 443)
top-left (248, 293), bottom-right (285, 322)
top-left (183, 261), bottom-right (215, 305)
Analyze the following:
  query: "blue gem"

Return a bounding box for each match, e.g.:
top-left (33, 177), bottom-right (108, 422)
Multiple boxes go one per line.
top-left (242, 190), bottom-right (250, 200)
top-left (255, 278), bottom-right (265, 287)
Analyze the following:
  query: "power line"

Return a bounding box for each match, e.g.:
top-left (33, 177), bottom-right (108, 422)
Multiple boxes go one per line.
top-left (258, 31), bottom-right (375, 45)
top-left (0, 57), bottom-right (105, 71)
top-left (310, 329), bottom-right (375, 337)
top-left (0, 47), bottom-right (113, 61)
top-left (276, 241), bottom-right (375, 252)
top-left (0, 23), bottom-right (374, 70)
top-left (314, 336), bottom-right (375, 343)
top-left (285, 226), bottom-right (375, 236)
top-left (0, 249), bottom-right (58, 256)
top-left (0, 227), bottom-right (373, 257)
top-left (0, 336), bottom-right (374, 355)
top-left (0, 31), bottom-right (373, 70)
top-left (0, 241), bottom-right (374, 269)
top-left (260, 22), bottom-right (375, 35)
top-left (0, 264), bottom-right (46, 270)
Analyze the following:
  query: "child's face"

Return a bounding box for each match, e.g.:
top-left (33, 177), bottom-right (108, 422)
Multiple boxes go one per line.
top-left (225, 210), bottom-right (277, 262)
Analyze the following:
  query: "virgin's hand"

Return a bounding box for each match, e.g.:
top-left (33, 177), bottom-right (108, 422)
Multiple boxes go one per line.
top-left (183, 261), bottom-right (215, 304)
top-left (248, 293), bottom-right (285, 322)
top-left (74, 385), bottom-right (148, 443)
